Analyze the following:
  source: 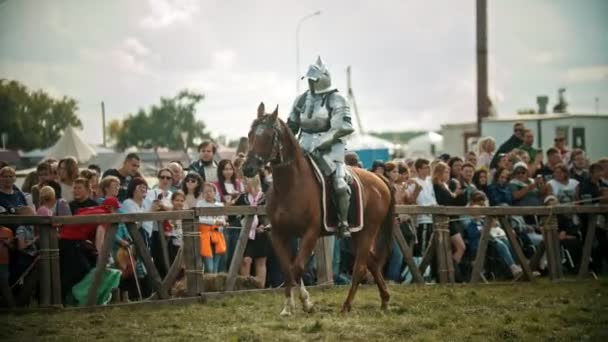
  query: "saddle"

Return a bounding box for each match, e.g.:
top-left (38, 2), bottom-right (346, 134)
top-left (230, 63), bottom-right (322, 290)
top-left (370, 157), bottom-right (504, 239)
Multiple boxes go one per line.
top-left (306, 155), bottom-right (364, 234)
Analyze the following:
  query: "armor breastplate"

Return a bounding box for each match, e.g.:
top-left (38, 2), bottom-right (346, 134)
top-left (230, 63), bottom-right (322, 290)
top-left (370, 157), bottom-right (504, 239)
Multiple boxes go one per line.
top-left (299, 95), bottom-right (330, 133)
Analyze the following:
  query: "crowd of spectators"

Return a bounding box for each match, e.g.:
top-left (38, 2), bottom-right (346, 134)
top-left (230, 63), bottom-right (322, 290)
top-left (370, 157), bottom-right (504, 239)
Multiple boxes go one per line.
top-left (0, 122), bottom-right (607, 306)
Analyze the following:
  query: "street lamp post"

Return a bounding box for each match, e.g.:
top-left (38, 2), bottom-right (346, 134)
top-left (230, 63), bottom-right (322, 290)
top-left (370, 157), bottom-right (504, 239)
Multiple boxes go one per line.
top-left (296, 10), bottom-right (321, 95)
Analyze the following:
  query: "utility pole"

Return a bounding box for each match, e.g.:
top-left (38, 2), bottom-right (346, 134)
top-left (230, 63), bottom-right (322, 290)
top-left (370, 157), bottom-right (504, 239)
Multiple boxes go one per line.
top-left (346, 66), bottom-right (365, 134)
top-left (476, 0), bottom-right (489, 135)
top-left (101, 101), bottom-right (106, 147)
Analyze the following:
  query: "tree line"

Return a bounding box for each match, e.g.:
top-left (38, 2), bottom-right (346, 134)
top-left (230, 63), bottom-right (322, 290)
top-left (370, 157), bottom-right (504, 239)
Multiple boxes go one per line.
top-left (0, 79), bottom-right (209, 151)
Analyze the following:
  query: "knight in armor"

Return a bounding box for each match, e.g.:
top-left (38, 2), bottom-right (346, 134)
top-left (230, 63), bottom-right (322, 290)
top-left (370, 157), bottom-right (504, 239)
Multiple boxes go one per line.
top-left (287, 56), bottom-right (355, 237)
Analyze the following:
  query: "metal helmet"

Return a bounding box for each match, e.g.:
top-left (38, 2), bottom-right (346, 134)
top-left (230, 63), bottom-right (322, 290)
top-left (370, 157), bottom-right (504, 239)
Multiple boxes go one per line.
top-left (303, 56), bottom-right (334, 94)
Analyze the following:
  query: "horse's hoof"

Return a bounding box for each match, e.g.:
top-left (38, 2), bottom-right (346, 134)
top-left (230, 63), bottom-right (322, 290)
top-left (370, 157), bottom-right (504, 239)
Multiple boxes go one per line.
top-left (340, 303), bottom-right (352, 313)
top-left (280, 308), bottom-right (292, 317)
top-left (381, 302), bottom-right (389, 311)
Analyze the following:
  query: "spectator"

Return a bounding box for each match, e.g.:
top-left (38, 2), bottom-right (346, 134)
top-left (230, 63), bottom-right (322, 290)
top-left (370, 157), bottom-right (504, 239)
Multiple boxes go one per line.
top-left (459, 162), bottom-right (477, 202)
top-left (510, 162), bottom-right (545, 207)
top-left (14, 206), bottom-right (38, 287)
top-left (98, 175), bottom-right (120, 203)
top-left (546, 163), bottom-right (579, 205)
top-left (167, 162), bottom-right (184, 193)
top-left (448, 157), bottom-right (464, 192)
top-left (102, 153), bottom-right (141, 202)
top-left (0, 166), bottom-right (27, 213)
top-left (518, 129), bottom-right (539, 162)
top-left (30, 162), bottom-right (55, 209)
top-left (513, 148), bottom-right (542, 176)
top-left (384, 162), bottom-right (406, 282)
top-left (598, 158), bottom-right (608, 188)
top-left (553, 135), bottom-right (571, 164)
top-left (476, 136), bottom-right (496, 169)
top-left (182, 173), bottom-right (203, 209)
top-left (465, 151), bottom-right (477, 168)
top-left (189, 141), bottom-right (218, 182)
top-left (579, 162), bottom-right (608, 274)
top-left (569, 149), bottom-right (589, 183)
top-left (79, 169), bottom-right (101, 202)
top-left (0, 211), bottom-right (15, 307)
top-left (370, 160), bottom-right (385, 177)
top-left (536, 148), bottom-right (562, 181)
top-left (463, 192), bottom-right (523, 279)
top-left (144, 168), bottom-right (174, 277)
top-left (233, 153), bottom-right (246, 181)
top-left (490, 121), bottom-right (525, 169)
top-left (57, 157), bottom-right (79, 202)
top-left (410, 158), bottom-right (437, 259)
top-left (345, 152), bottom-right (360, 167)
top-left (215, 159), bottom-right (244, 204)
top-left (167, 191), bottom-right (185, 264)
top-left (472, 169), bottom-right (489, 198)
top-left (438, 153), bottom-right (451, 163)
top-left (122, 177), bottom-right (150, 247)
top-left (487, 168), bottom-right (513, 206)
top-left (39, 180), bottom-right (71, 216)
top-left (432, 161), bottom-right (467, 279)
top-left (69, 178), bottom-right (98, 215)
top-left (196, 182), bottom-right (227, 273)
top-left (87, 164), bottom-right (102, 176)
top-left (235, 176), bottom-right (271, 288)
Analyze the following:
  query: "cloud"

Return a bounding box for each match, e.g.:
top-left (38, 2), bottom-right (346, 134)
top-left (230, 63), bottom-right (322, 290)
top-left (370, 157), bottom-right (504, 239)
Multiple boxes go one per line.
top-left (562, 65), bottom-right (608, 84)
top-left (124, 38), bottom-right (150, 57)
top-left (140, 0), bottom-right (200, 29)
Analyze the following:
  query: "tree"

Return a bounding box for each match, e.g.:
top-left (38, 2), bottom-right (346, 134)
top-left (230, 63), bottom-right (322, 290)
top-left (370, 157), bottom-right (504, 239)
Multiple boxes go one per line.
top-left (108, 90), bottom-right (209, 151)
top-left (0, 79), bottom-right (82, 151)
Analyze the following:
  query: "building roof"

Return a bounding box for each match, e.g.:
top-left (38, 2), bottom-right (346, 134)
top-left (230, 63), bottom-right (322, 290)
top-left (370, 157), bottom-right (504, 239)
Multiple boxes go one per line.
top-left (483, 113), bottom-right (607, 122)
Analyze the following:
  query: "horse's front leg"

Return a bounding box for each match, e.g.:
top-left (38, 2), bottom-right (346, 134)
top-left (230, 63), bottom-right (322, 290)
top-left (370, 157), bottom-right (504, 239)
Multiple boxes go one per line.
top-left (292, 227), bottom-right (320, 313)
top-left (271, 232), bottom-right (296, 316)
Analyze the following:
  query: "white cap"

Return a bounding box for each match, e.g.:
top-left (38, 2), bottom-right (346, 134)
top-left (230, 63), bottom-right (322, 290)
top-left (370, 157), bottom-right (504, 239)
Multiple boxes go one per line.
top-left (513, 161), bottom-right (528, 171)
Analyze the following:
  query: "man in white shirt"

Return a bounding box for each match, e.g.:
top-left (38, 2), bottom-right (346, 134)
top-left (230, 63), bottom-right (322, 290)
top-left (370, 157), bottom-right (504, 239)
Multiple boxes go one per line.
top-left (409, 158), bottom-right (437, 257)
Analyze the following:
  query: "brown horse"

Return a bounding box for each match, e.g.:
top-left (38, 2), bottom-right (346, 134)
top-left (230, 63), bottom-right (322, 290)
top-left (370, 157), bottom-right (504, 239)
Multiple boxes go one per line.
top-left (242, 103), bottom-right (395, 315)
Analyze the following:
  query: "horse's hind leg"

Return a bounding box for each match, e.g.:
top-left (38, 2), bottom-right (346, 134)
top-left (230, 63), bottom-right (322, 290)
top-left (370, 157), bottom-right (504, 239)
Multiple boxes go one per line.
top-left (367, 250), bottom-right (390, 310)
top-left (271, 233), bottom-right (296, 316)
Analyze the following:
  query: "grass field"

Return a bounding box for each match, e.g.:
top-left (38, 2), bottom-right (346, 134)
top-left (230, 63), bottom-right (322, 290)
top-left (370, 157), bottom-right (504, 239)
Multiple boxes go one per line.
top-left (3, 279), bottom-right (607, 341)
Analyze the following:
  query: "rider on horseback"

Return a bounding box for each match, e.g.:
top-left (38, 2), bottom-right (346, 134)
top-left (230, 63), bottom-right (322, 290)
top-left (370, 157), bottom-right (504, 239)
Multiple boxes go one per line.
top-left (287, 56), bottom-right (355, 237)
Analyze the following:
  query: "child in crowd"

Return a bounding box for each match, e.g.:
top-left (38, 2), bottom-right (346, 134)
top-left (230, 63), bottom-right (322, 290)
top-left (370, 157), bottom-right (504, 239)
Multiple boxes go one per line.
top-left (196, 183), bottom-right (227, 273)
top-left (166, 191), bottom-right (185, 264)
top-left (463, 191), bottom-right (523, 279)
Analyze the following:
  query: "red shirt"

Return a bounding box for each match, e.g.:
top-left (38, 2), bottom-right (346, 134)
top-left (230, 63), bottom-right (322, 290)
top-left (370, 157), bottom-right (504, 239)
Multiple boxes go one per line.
top-left (59, 206), bottom-right (111, 241)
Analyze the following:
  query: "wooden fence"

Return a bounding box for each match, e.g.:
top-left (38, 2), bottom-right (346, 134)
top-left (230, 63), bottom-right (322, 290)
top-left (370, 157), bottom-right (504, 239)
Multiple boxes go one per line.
top-left (0, 204), bottom-right (606, 308)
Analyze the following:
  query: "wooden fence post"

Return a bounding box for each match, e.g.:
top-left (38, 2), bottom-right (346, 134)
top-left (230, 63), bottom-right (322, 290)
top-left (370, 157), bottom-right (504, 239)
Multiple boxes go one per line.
top-left (38, 225), bottom-right (52, 306)
top-left (433, 216), bottom-right (449, 284)
top-left (393, 223), bottom-right (424, 284)
top-left (126, 223), bottom-right (168, 299)
top-left (48, 226), bottom-right (62, 305)
top-left (541, 216), bottom-right (558, 281)
top-left (499, 217), bottom-right (534, 282)
top-left (314, 236), bottom-right (333, 286)
top-left (470, 216), bottom-right (493, 283)
top-left (86, 224), bottom-right (118, 306)
top-left (156, 221), bottom-right (171, 275)
top-left (578, 215), bottom-right (597, 279)
top-left (226, 216), bottom-right (254, 292)
top-left (182, 218), bottom-right (202, 297)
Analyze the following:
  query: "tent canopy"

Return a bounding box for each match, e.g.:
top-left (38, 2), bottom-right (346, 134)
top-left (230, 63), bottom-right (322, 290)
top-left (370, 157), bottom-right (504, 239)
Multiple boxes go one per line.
top-left (44, 126), bottom-right (97, 164)
top-left (345, 133), bottom-right (395, 151)
top-left (406, 131), bottom-right (443, 157)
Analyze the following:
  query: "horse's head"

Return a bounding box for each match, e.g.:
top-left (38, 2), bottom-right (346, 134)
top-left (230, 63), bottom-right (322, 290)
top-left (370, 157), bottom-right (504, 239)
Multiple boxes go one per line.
top-left (242, 102), bottom-right (281, 177)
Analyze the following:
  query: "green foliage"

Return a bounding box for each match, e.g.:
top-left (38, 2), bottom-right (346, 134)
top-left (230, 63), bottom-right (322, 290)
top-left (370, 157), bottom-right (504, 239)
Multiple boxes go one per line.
top-left (517, 108), bottom-right (536, 115)
top-left (108, 90), bottom-right (209, 151)
top-left (0, 79), bottom-right (82, 151)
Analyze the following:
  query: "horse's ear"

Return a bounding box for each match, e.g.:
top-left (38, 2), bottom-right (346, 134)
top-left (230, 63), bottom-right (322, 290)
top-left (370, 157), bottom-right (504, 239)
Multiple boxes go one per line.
top-left (271, 105), bottom-right (278, 120)
top-left (257, 102), bottom-right (265, 118)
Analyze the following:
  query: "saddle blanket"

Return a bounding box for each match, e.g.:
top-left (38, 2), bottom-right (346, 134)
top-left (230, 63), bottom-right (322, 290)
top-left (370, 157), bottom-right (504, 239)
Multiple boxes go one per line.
top-left (307, 156), bottom-right (364, 234)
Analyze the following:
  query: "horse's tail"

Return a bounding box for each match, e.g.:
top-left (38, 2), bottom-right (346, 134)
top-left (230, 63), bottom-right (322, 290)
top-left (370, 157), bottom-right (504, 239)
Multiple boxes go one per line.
top-left (375, 176), bottom-right (395, 267)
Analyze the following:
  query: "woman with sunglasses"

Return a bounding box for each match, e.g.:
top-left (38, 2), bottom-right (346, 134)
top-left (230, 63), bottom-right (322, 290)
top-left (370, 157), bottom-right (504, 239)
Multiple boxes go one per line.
top-left (181, 173), bottom-right (204, 209)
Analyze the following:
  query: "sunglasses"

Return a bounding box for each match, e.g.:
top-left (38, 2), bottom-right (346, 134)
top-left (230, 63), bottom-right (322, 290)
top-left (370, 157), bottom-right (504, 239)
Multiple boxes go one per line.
top-left (186, 178), bottom-right (199, 183)
top-left (159, 175), bottom-right (172, 180)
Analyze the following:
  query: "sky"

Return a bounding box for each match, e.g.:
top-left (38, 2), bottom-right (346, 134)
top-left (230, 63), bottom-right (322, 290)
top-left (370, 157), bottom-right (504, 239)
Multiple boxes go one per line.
top-left (1, 0), bottom-right (607, 145)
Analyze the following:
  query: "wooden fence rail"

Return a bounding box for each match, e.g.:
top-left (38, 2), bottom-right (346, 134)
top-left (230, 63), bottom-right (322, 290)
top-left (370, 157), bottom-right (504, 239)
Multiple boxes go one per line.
top-left (0, 205), bottom-right (606, 309)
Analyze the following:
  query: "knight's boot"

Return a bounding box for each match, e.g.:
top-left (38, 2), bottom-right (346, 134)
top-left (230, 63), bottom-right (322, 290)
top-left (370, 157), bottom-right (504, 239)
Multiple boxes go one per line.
top-left (335, 188), bottom-right (351, 238)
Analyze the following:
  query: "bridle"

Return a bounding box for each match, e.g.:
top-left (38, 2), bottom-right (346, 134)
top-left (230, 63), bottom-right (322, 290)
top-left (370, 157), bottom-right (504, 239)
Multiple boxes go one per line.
top-left (249, 117), bottom-right (293, 168)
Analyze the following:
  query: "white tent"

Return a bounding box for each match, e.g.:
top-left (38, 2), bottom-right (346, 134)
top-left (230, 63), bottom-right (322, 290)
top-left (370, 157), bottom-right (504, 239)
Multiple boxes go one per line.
top-left (406, 131), bottom-right (443, 157)
top-left (345, 133), bottom-right (395, 150)
top-left (44, 126), bottom-right (97, 163)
